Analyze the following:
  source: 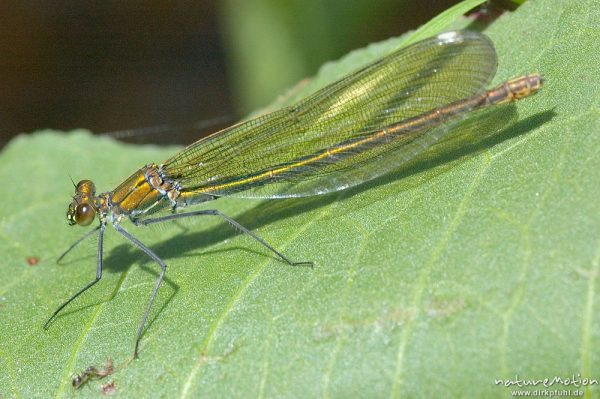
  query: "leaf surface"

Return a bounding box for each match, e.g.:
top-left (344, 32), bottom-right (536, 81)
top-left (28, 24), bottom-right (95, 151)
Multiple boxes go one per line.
top-left (1, 0), bottom-right (599, 397)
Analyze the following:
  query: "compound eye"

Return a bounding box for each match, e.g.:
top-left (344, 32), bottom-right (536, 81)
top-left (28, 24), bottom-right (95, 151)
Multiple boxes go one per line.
top-left (76, 180), bottom-right (96, 196)
top-left (75, 203), bottom-right (96, 226)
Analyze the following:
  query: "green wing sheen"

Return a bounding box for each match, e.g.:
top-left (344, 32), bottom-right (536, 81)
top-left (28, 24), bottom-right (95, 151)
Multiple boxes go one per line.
top-left (163, 30), bottom-right (497, 198)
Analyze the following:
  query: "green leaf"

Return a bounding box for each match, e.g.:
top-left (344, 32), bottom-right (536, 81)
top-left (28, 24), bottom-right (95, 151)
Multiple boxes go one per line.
top-left (220, 0), bottom-right (486, 113)
top-left (1, 0), bottom-right (599, 397)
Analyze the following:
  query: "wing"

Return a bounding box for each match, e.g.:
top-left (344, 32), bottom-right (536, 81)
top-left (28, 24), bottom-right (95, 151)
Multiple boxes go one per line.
top-left (162, 30), bottom-right (497, 198)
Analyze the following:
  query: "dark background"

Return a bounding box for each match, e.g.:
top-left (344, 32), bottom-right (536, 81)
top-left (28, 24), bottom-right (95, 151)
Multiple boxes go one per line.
top-left (1, 1), bottom-right (506, 147)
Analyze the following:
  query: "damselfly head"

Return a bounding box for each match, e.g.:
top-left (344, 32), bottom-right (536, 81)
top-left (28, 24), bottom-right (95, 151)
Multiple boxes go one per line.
top-left (67, 180), bottom-right (97, 226)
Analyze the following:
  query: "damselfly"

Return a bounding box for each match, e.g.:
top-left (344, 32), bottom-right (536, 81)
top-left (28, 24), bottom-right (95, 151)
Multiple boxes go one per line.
top-left (44, 30), bottom-right (543, 357)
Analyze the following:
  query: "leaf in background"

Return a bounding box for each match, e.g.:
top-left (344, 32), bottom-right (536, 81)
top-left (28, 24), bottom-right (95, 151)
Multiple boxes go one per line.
top-left (220, 0), bottom-right (487, 113)
top-left (0, 0), bottom-right (599, 398)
